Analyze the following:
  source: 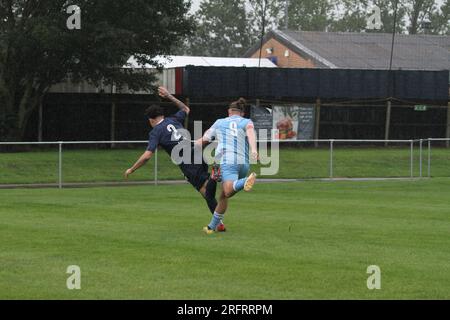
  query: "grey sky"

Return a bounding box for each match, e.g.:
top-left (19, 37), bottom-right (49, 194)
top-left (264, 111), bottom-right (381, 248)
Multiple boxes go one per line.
top-left (190, 0), bottom-right (200, 13)
top-left (189, 0), bottom-right (446, 15)
top-left (188, 0), bottom-right (448, 34)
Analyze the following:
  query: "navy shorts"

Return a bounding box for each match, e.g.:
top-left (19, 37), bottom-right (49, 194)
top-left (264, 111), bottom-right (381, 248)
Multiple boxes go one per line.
top-left (175, 143), bottom-right (210, 191)
top-left (179, 162), bottom-right (210, 191)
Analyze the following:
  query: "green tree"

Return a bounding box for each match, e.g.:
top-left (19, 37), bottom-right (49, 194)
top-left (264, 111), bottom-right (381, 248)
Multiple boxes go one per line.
top-left (406, 0), bottom-right (438, 34)
top-left (248, 0), bottom-right (284, 33)
top-left (363, 0), bottom-right (407, 33)
top-left (429, 0), bottom-right (450, 34)
top-left (330, 0), bottom-right (448, 35)
top-left (287, 0), bottom-right (335, 31)
top-left (329, 0), bottom-right (369, 32)
top-left (0, 0), bottom-right (194, 141)
top-left (182, 0), bottom-right (253, 57)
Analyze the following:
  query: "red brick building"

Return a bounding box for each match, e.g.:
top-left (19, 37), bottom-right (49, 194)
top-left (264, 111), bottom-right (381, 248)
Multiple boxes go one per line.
top-left (245, 30), bottom-right (450, 71)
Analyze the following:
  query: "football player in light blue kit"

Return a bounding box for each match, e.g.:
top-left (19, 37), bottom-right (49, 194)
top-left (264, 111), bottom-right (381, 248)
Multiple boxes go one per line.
top-left (199, 98), bottom-right (258, 234)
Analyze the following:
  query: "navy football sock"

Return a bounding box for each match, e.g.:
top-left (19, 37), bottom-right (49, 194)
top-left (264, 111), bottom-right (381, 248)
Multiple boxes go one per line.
top-left (205, 178), bottom-right (217, 200)
top-left (205, 196), bottom-right (218, 215)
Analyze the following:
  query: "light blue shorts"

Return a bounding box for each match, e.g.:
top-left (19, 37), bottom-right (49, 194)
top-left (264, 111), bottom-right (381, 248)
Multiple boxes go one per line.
top-left (221, 163), bottom-right (250, 182)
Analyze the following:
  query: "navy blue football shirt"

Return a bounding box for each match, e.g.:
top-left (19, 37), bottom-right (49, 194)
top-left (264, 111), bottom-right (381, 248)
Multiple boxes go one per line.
top-left (147, 110), bottom-right (187, 155)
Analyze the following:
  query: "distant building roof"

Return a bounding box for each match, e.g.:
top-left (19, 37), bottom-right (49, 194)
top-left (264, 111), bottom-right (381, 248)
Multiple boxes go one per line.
top-left (126, 55), bottom-right (277, 69)
top-left (245, 30), bottom-right (450, 71)
top-left (49, 55), bottom-right (276, 95)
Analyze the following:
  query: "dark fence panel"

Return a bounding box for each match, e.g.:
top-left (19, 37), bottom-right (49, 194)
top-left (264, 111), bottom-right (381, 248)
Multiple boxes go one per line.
top-left (25, 94), bottom-right (159, 142)
top-left (390, 105), bottom-right (447, 139)
top-left (393, 70), bottom-right (449, 102)
top-left (319, 105), bottom-right (386, 139)
top-left (183, 67), bottom-right (449, 103)
top-left (19, 67), bottom-right (450, 142)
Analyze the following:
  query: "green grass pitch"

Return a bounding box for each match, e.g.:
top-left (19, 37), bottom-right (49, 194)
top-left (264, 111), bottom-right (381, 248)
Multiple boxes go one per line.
top-left (0, 147), bottom-right (449, 185)
top-left (1, 179), bottom-right (449, 299)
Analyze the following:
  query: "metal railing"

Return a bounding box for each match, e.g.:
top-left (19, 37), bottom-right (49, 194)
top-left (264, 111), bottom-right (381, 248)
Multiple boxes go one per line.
top-left (0, 138), bottom-right (449, 188)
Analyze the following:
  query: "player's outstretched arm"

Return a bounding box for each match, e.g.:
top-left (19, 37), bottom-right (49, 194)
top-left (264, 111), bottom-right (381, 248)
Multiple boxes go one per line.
top-left (124, 151), bottom-right (153, 179)
top-left (195, 133), bottom-right (212, 147)
top-left (195, 126), bottom-right (215, 147)
top-left (158, 86), bottom-right (190, 114)
top-left (194, 137), bottom-right (207, 147)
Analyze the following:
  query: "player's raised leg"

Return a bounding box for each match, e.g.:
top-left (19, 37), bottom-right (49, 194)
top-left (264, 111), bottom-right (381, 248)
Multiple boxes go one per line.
top-left (223, 163), bottom-right (256, 196)
top-left (229, 172), bottom-right (257, 193)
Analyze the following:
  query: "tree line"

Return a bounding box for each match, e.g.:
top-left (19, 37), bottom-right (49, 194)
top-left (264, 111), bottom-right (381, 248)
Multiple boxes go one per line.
top-left (176, 0), bottom-right (450, 57)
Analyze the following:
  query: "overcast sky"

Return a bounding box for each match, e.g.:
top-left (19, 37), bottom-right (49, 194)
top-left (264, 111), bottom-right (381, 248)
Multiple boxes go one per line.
top-left (188, 0), bottom-right (446, 15)
top-left (190, 0), bottom-right (200, 13)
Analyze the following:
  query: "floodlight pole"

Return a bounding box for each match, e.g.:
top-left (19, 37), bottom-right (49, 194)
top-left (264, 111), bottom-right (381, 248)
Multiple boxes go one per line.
top-left (257, 0), bottom-right (267, 69)
top-left (389, 0), bottom-right (399, 71)
top-left (284, 0), bottom-right (289, 30)
top-left (386, 0), bottom-right (398, 148)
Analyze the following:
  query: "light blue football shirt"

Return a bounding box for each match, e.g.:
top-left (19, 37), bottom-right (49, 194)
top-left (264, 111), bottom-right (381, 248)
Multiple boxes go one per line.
top-left (205, 115), bottom-right (253, 165)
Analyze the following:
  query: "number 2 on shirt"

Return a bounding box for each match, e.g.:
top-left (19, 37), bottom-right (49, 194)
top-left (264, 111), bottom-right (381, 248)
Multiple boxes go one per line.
top-left (167, 124), bottom-right (182, 140)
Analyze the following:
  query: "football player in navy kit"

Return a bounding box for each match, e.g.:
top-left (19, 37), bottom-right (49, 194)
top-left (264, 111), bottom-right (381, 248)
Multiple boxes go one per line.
top-left (124, 87), bottom-right (224, 230)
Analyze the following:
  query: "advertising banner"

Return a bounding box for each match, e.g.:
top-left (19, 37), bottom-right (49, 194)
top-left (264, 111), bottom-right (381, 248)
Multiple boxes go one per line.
top-left (251, 105), bottom-right (316, 140)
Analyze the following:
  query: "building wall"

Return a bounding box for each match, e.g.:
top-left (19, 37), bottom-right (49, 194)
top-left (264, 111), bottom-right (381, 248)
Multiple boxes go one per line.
top-left (250, 38), bottom-right (316, 68)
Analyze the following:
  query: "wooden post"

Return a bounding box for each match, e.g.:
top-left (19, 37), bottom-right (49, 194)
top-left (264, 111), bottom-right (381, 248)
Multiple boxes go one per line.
top-left (446, 102), bottom-right (450, 148)
top-left (385, 100), bottom-right (392, 146)
top-left (314, 98), bottom-right (321, 148)
top-left (38, 100), bottom-right (43, 142)
top-left (184, 98), bottom-right (190, 129)
top-left (111, 100), bottom-right (116, 148)
top-left (255, 99), bottom-right (262, 139)
top-left (110, 83), bottom-right (116, 148)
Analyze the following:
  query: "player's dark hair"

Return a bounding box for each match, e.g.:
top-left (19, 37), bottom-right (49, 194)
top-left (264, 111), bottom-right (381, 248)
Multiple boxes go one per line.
top-left (229, 97), bottom-right (246, 112)
top-left (145, 105), bottom-right (164, 119)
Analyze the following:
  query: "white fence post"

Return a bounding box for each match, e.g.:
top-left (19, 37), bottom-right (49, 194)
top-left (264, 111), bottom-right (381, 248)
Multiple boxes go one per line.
top-left (154, 148), bottom-right (158, 186)
top-left (428, 139), bottom-right (431, 178)
top-left (58, 142), bottom-right (63, 189)
top-left (410, 140), bottom-right (414, 178)
top-left (329, 139), bottom-right (334, 179)
top-left (419, 139), bottom-right (423, 178)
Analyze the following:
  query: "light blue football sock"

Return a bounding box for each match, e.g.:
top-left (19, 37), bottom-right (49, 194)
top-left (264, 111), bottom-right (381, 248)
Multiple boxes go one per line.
top-left (233, 178), bottom-right (247, 192)
top-left (208, 212), bottom-right (224, 230)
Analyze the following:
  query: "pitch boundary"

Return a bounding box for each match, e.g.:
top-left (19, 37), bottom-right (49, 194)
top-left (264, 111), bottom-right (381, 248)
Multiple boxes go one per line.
top-left (0, 177), bottom-right (429, 190)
